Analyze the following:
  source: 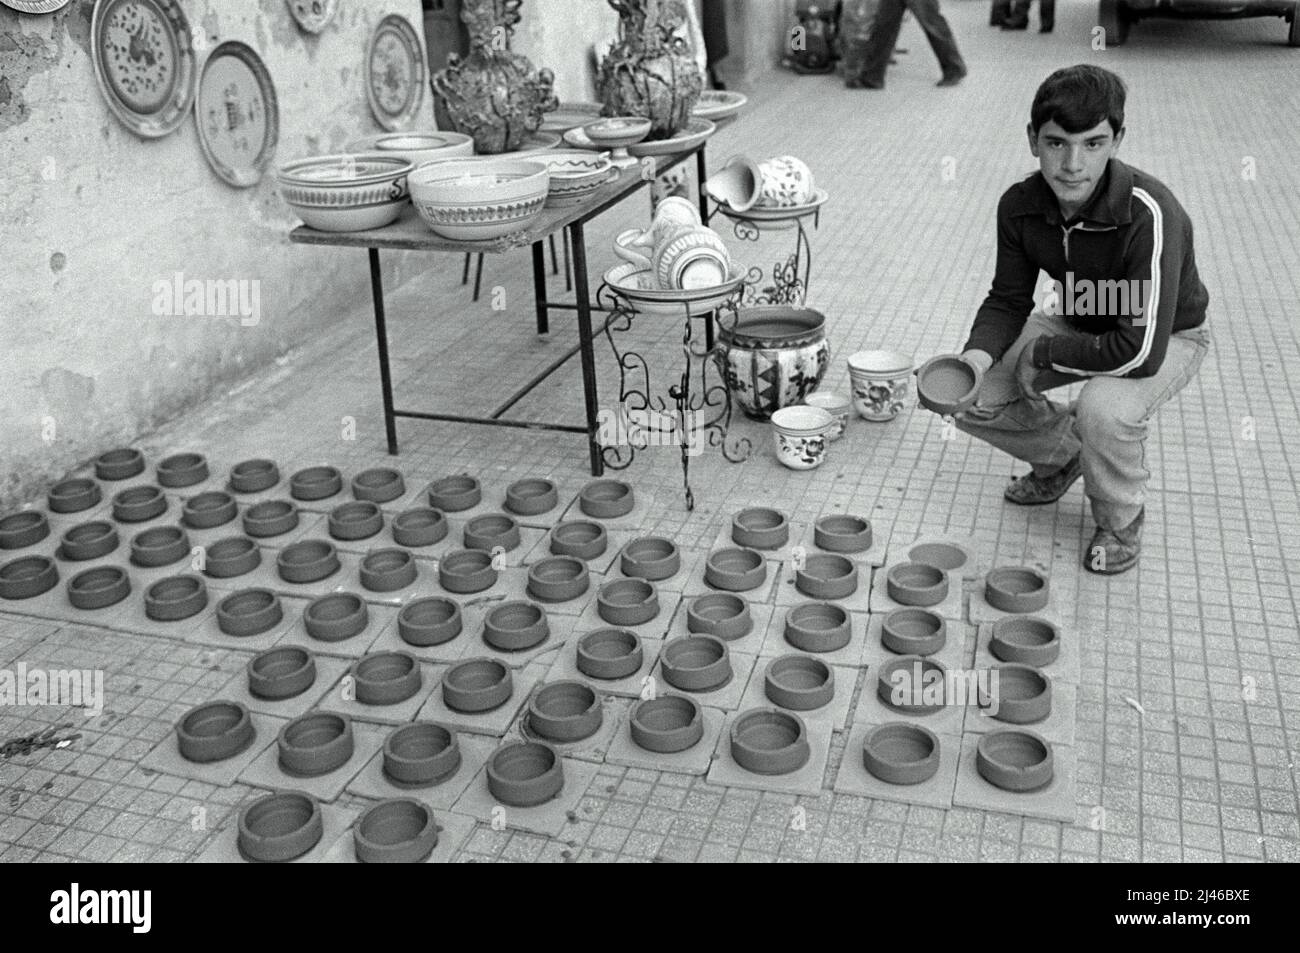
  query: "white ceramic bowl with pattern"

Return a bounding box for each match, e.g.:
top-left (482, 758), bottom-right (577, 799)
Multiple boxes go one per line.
top-left (771, 406), bottom-right (835, 470)
top-left (802, 391), bottom-right (851, 440)
top-left (408, 158), bottom-right (550, 241)
top-left (534, 150), bottom-right (615, 208)
top-left (276, 154), bottom-right (413, 232)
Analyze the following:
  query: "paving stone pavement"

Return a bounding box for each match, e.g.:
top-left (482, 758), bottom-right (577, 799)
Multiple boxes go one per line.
top-left (3, 6), bottom-right (1299, 862)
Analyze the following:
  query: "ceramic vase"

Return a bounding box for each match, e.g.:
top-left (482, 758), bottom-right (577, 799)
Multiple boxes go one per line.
top-left (716, 307), bottom-right (830, 420)
top-left (597, 0), bottom-right (702, 140)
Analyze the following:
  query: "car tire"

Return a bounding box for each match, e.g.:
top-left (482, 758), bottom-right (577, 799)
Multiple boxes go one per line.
top-left (1099, 0), bottom-right (1130, 45)
top-left (1289, 2), bottom-right (1300, 47)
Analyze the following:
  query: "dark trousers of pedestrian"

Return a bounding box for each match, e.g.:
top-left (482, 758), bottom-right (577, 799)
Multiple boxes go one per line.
top-left (1004, 0), bottom-right (1055, 29)
top-left (858, 0), bottom-right (966, 87)
top-left (990, 0), bottom-right (1011, 25)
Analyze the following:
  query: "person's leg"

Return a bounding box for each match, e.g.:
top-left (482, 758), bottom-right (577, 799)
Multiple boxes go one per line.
top-left (853, 0), bottom-right (906, 86)
top-left (990, 0), bottom-right (1011, 25)
top-left (1002, 0), bottom-right (1029, 27)
top-left (906, 0), bottom-right (967, 81)
top-left (1039, 0), bottom-right (1055, 30)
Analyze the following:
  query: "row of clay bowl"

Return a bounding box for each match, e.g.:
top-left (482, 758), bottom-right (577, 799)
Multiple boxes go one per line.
top-left (858, 721), bottom-right (1054, 792)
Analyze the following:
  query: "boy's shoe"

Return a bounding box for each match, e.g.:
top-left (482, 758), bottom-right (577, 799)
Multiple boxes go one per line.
top-left (847, 77), bottom-right (884, 89)
top-left (1083, 508), bottom-right (1144, 575)
top-left (1003, 454), bottom-right (1082, 505)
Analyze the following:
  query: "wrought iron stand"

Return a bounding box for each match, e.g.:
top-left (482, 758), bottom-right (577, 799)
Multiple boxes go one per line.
top-left (704, 198), bottom-right (824, 307)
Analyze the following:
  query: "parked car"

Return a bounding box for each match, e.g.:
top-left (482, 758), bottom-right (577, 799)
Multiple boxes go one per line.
top-left (1099, 0), bottom-right (1300, 46)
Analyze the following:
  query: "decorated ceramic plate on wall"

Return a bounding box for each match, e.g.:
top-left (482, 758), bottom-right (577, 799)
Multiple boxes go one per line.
top-left (195, 41), bottom-right (279, 187)
top-left (91, 0), bottom-right (197, 138)
top-left (287, 0), bottom-right (339, 34)
top-left (1, 1), bottom-right (73, 14)
top-left (366, 13), bottom-right (426, 132)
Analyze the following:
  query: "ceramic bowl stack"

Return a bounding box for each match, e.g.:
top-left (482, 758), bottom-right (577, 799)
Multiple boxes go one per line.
top-left (409, 158), bottom-right (550, 241)
top-left (770, 406), bottom-right (836, 470)
top-left (348, 131), bottom-right (474, 167)
top-left (534, 150), bottom-right (615, 208)
top-left (276, 154), bottom-right (413, 232)
top-left (847, 350), bottom-right (915, 422)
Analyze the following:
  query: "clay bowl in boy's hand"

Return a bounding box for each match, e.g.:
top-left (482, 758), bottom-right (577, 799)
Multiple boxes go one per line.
top-left (916, 354), bottom-right (982, 416)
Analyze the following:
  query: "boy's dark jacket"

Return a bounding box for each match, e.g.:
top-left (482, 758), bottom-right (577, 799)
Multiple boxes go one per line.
top-left (964, 158), bottom-right (1209, 377)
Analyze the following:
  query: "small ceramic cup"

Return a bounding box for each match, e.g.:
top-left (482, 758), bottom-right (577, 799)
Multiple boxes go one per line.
top-left (802, 391), bottom-right (850, 440)
top-left (756, 155), bottom-right (815, 208)
top-left (848, 349), bottom-right (915, 422)
top-left (770, 406), bottom-right (835, 470)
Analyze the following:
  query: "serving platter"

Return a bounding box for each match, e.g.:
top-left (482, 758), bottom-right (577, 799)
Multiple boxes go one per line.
top-left (91, 0), bottom-right (197, 138)
top-left (366, 13), bottom-right (426, 131)
top-left (626, 118), bottom-right (717, 158)
top-left (716, 188), bottom-right (829, 223)
top-left (603, 262), bottom-right (745, 316)
top-left (195, 41), bottom-right (279, 187)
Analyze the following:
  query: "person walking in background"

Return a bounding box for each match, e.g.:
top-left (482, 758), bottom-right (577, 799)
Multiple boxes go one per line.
top-left (990, 0), bottom-right (1011, 25)
top-left (701, 0), bottom-right (730, 89)
top-left (850, 0), bottom-right (966, 88)
top-left (840, 0), bottom-right (880, 85)
top-left (1003, 0), bottom-right (1055, 31)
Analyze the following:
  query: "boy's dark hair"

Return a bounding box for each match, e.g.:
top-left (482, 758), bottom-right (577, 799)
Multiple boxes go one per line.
top-left (1030, 65), bottom-right (1126, 136)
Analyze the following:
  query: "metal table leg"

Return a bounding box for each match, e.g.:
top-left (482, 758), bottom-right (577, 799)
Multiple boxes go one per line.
top-left (531, 241), bottom-right (549, 335)
top-left (367, 247), bottom-right (399, 455)
top-left (568, 221), bottom-right (603, 476)
top-left (696, 146), bottom-right (709, 224)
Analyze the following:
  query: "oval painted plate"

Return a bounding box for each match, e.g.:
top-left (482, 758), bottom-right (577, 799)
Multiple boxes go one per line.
top-left (366, 13), bottom-right (426, 131)
top-left (195, 41), bottom-right (278, 187)
top-left (626, 119), bottom-right (717, 158)
top-left (540, 101), bottom-right (603, 133)
top-left (693, 90), bottom-right (748, 121)
top-left (287, 0), bottom-right (339, 34)
top-left (91, 0), bottom-right (197, 138)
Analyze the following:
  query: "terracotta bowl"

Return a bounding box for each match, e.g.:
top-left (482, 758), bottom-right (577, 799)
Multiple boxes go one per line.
top-left (526, 556), bottom-right (590, 602)
top-left (383, 722), bottom-right (462, 787)
top-left (705, 547), bottom-right (766, 592)
top-left (144, 574), bottom-right (208, 621)
top-left (156, 452), bottom-right (209, 488)
top-left (685, 593), bottom-right (753, 640)
top-left (67, 565), bottom-right (131, 609)
top-left (48, 477), bottom-right (103, 514)
top-left (619, 536), bottom-right (680, 580)
top-left (277, 711), bottom-right (355, 777)
top-left (353, 798), bottom-right (439, 864)
top-left (796, 553), bottom-right (858, 599)
top-left (629, 694), bottom-right (705, 753)
top-left (876, 654), bottom-right (949, 714)
top-left (438, 549), bottom-right (497, 594)
top-left (916, 353), bottom-right (982, 416)
top-left (731, 507), bottom-right (789, 550)
top-left (549, 521), bottom-right (608, 560)
top-left (527, 680), bottom-right (603, 743)
top-left (578, 479), bottom-right (634, 519)
top-left (112, 484), bottom-right (168, 523)
top-left (985, 566), bottom-right (1050, 614)
top-left (908, 541), bottom-right (968, 573)
top-left (483, 600), bottom-right (550, 651)
top-left (463, 513), bottom-right (521, 553)
top-left (398, 596), bottom-right (463, 647)
top-left (0, 555), bottom-right (60, 600)
top-left (391, 507), bottom-right (448, 548)
top-left (218, 588), bottom-right (285, 638)
top-left (276, 539), bottom-right (340, 584)
top-left (95, 447), bottom-right (145, 481)
top-left (661, 635), bottom-right (732, 692)
top-left (427, 475), bottom-right (481, 512)
top-left (175, 699), bottom-right (255, 763)
top-left (783, 601), bottom-right (851, 652)
top-left (813, 514), bottom-right (872, 553)
top-left (505, 478), bottom-right (559, 516)
top-left (237, 791), bottom-right (324, 863)
top-left (0, 510), bottom-right (49, 550)
top-left (359, 548), bottom-right (418, 592)
top-left (576, 629), bottom-right (644, 680)
top-left (328, 501), bottom-right (384, 541)
top-left (243, 499), bottom-right (300, 538)
top-left (442, 657), bottom-right (513, 713)
top-left (979, 663), bottom-right (1052, 724)
top-left (290, 465), bottom-right (344, 502)
top-left (730, 708), bottom-right (810, 775)
top-left (204, 535), bottom-right (262, 578)
top-left (303, 592), bottom-right (369, 642)
top-left (486, 740), bottom-right (564, 807)
top-left (861, 722), bottom-right (941, 785)
top-left (59, 521), bottom-right (119, 561)
top-left (989, 615), bottom-right (1060, 667)
top-left (880, 607), bottom-right (947, 656)
top-left (763, 654), bottom-right (835, 711)
top-left (352, 651), bottom-right (423, 706)
top-left (247, 645), bottom-right (316, 701)
top-left (351, 467), bottom-right (406, 504)
top-left (182, 491), bottom-right (238, 530)
top-left (975, 728), bottom-right (1054, 792)
top-left (229, 458), bottom-right (280, 494)
top-left (129, 525), bottom-right (190, 567)
top-left (886, 562), bottom-right (948, 607)
top-left (596, 578), bottom-right (659, 627)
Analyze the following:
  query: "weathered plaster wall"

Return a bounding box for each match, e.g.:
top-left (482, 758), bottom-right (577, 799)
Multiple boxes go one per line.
top-left (510, 0), bottom-right (616, 103)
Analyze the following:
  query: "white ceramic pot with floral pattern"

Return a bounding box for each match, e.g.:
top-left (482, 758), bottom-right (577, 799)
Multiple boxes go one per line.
top-left (848, 350), bottom-right (914, 421)
top-left (717, 307), bottom-right (831, 420)
top-left (771, 406), bottom-right (834, 470)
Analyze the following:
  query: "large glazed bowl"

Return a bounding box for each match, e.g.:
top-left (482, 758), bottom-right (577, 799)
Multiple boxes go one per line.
top-left (534, 150), bottom-right (615, 207)
top-left (409, 158), bottom-right (549, 241)
top-left (348, 131), bottom-right (474, 166)
top-left (716, 307), bottom-right (830, 420)
top-left (276, 154), bottom-right (412, 232)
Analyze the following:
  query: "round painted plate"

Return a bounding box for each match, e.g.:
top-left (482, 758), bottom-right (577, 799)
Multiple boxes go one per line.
top-left (1, 0), bottom-right (72, 13)
top-left (366, 13), bottom-right (425, 131)
top-left (287, 0), bottom-right (339, 34)
top-left (540, 101), bottom-right (603, 134)
top-left (627, 119), bottom-right (717, 158)
top-left (718, 188), bottom-right (829, 223)
top-left (693, 90), bottom-right (748, 121)
top-left (195, 41), bottom-right (278, 187)
top-left (91, 0), bottom-right (197, 138)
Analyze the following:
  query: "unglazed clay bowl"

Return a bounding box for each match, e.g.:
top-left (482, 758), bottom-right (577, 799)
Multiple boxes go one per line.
top-left (442, 657), bottom-right (513, 713)
top-left (243, 499), bottom-right (300, 538)
top-left (880, 607), bottom-right (947, 656)
top-left (463, 513), bottom-right (521, 553)
top-left (686, 593), bottom-right (753, 641)
top-left (486, 740), bottom-right (564, 807)
top-left (578, 479), bottom-right (634, 519)
top-left (277, 154), bottom-right (412, 232)
top-left (59, 521), bottom-right (120, 562)
top-left (976, 728), bottom-right (1054, 792)
top-left (409, 158), bottom-right (549, 242)
top-left (204, 535), bottom-right (262, 578)
top-left (576, 629), bottom-right (644, 680)
top-left (391, 507), bottom-right (448, 548)
top-left (813, 514), bottom-right (872, 553)
top-left (705, 547), bottom-right (766, 592)
top-left (129, 525), bottom-right (189, 568)
top-left (228, 458), bottom-right (280, 493)
top-left (989, 615), bottom-right (1061, 667)
top-left (247, 646), bottom-right (317, 701)
top-left (95, 447), bottom-right (145, 481)
top-left (730, 708), bottom-right (810, 775)
top-left (277, 711), bottom-right (355, 777)
top-left (352, 651), bottom-right (423, 706)
top-left (328, 501), bottom-right (384, 541)
top-left (144, 574), bottom-right (208, 621)
top-left (48, 477), bottom-right (103, 514)
top-left (802, 390), bottom-right (851, 440)
top-left (359, 548), bottom-right (418, 592)
top-left (383, 722), bottom-right (462, 787)
top-left (353, 798), bottom-right (440, 864)
top-left (908, 541), bottom-right (968, 573)
top-left (112, 484), bottom-right (168, 523)
top-left (483, 601), bottom-right (550, 651)
top-left (351, 467), bottom-right (406, 504)
top-left (155, 452), bottom-right (209, 488)
top-left (182, 490), bottom-right (238, 530)
top-left (0, 555), bottom-right (59, 600)
top-left (276, 539), bottom-right (339, 584)
top-left (526, 556), bottom-right (590, 603)
top-left (438, 549), bottom-right (496, 594)
top-left (290, 465), bottom-right (343, 501)
top-left (237, 791), bottom-right (324, 863)
top-left (764, 654), bottom-right (834, 711)
top-left (630, 694), bottom-right (705, 753)
top-left (661, 635), bottom-right (732, 692)
top-left (596, 578), bottom-right (659, 627)
top-left (783, 601), bottom-right (851, 653)
top-left (886, 562), bottom-right (948, 607)
top-left (731, 507), bottom-right (789, 550)
top-left (427, 474), bottom-right (481, 512)
top-left (619, 536), bottom-right (680, 581)
top-left (862, 722), bottom-right (941, 785)
top-left (303, 592), bottom-right (369, 642)
top-left (527, 680), bottom-right (602, 743)
top-left (795, 553), bottom-right (858, 599)
top-left (877, 655), bottom-right (949, 714)
top-left (175, 699), bottom-right (254, 763)
top-left (398, 596), bottom-right (463, 646)
top-left (980, 663), bottom-right (1052, 724)
top-left (985, 566), bottom-right (1050, 614)
top-left (504, 478), bottom-right (559, 516)
top-left (549, 521), bottom-right (608, 561)
top-left (0, 510), bottom-right (49, 550)
top-left (916, 353), bottom-right (982, 416)
top-left (67, 565), bottom-right (130, 609)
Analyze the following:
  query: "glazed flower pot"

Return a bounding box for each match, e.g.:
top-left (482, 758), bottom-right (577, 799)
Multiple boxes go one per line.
top-left (730, 708), bottom-right (810, 775)
top-left (989, 616), bottom-right (1061, 667)
top-left (770, 405), bottom-right (834, 470)
top-left (783, 601), bottom-right (851, 653)
top-left (398, 597), bottom-right (463, 646)
top-left (276, 540), bottom-right (339, 584)
top-left (630, 694), bottom-right (704, 753)
top-left (802, 390), bottom-right (851, 440)
top-left (686, 593), bottom-right (752, 640)
top-left (0, 511), bottom-right (49, 550)
top-left (218, 588), bottom-right (285, 638)
top-left (328, 501), bottom-right (384, 541)
top-left (549, 521), bottom-right (608, 561)
top-left (290, 465), bottom-right (343, 502)
top-left (229, 458), bottom-right (280, 493)
top-left (764, 654), bottom-right (834, 711)
top-left (886, 562), bottom-right (948, 607)
top-left (277, 711), bottom-right (355, 777)
top-left (247, 646), bottom-right (317, 701)
top-left (175, 700), bottom-right (255, 763)
top-left (705, 547), bottom-right (766, 592)
top-left (716, 307), bottom-right (830, 420)
top-left (880, 607), bottom-right (947, 656)
top-left (731, 507), bottom-right (789, 550)
top-left (304, 592), bottom-right (369, 642)
top-left (156, 452), bottom-right (210, 489)
top-left (876, 655), bottom-right (949, 714)
top-left (360, 548), bottom-right (418, 592)
top-left (128, 526), bottom-right (189, 568)
top-left (438, 549), bottom-right (496, 594)
top-left (578, 479), bottom-right (634, 519)
top-left (237, 791), bottom-right (324, 863)
top-left (442, 657), bottom-right (513, 713)
top-left (112, 485), bottom-right (168, 523)
top-left (182, 491), bottom-right (238, 530)
top-left (427, 475), bottom-right (481, 512)
top-left (463, 513), bottom-right (521, 553)
top-left (916, 353), bottom-right (982, 417)
top-left (526, 556), bottom-right (589, 603)
top-left (48, 477), bottom-right (102, 514)
top-left (861, 722), bottom-right (941, 785)
top-left (975, 729), bottom-right (1054, 792)
top-left (795, 553), bottom-right (858, 599)
top-left (576, 629), bottom-right (644, 680)
top-left (487, 740), bottom-right (565, 807)
top-left (847, 349), bottom-right (914, 421)
top-left (596, 578), bottom-right (659, 627)
top-left (95, 447), bottom-right (145, 481)
top-left (908, 542), bottom-right (968, 573)
top-left (619, 536), bottom-right (680, 580)
top-left (392, 508), bottom-right (448, 548)
top-left (814, 514), bottom-right (872, 553)
top-left (243, 500), bottom-right (300, 538)
top-left (204, 535), bottom-right (262, 578)
top-left (352, 467), bottom-right (406, 504)
top-left (352, 651), bottom-right (423, 706)
top-left (661, 635), bottom-right (731, 692)
top-left (979, 663), bottom-right (1052, 724)
top-left (67, 565), bottom-right (131, 610)
top-left (527, 680), bottom-right (602, 743)
top-left (59, 521), bottom-right (119, 561)
top-left (353, 798), bottom-right (439, 864)
top-left (383, 722), bottom-right (462, 787)
top-left (985, 566), bottom-right (1050, 614)
top-left (0, 555), bottom-right (60, 600)
top-left (144, 574), bottom-right (208, 622)
top-left (505, 478), bottom-right (559, 516)
top-left (483, 601), bottom-right (550, 651)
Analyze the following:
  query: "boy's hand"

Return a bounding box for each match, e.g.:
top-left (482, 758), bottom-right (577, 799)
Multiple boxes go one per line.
top-left (961, 350), bottom-right (994, 376)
